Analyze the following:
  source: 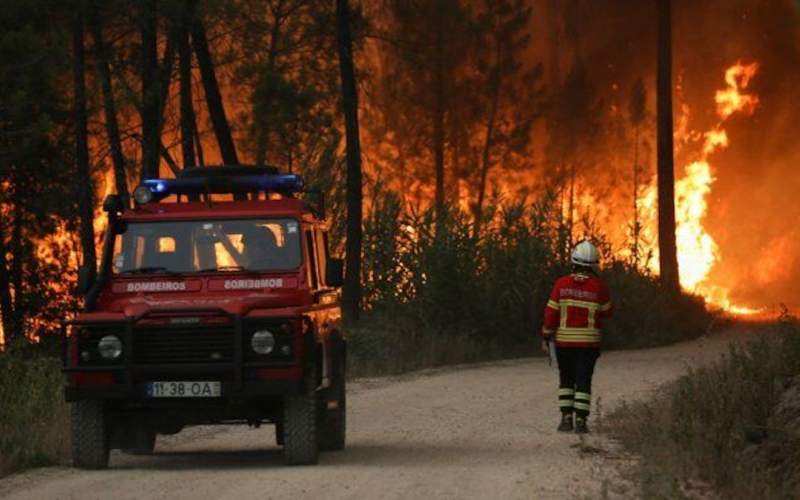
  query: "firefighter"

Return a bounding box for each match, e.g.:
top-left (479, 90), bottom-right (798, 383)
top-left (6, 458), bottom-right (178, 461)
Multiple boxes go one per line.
top-left (541, 240), bottom-right (613, 434)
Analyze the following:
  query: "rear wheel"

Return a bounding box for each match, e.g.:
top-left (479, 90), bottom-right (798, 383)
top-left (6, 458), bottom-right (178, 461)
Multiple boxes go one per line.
top-left (71, 400), bottom-right (110, 470)
top-left (282, 393), bottom-right (319, 465)
top-left (320, 341), bottom-right (346, 451)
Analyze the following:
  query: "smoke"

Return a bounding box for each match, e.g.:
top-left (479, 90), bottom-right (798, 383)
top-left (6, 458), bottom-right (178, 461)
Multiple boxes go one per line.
top-left (522, 0), bottom-right (800, 310)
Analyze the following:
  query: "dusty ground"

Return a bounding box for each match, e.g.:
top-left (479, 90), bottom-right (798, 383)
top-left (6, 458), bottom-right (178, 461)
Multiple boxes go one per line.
top-left (0, 327), bottom-right (762, 500)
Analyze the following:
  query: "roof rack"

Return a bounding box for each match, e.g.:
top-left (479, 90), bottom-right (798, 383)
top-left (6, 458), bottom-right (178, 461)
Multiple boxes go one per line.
top-left (138, 165), bottom-right (303, 203)
top-left (131, 164), bottom-right (325, 218)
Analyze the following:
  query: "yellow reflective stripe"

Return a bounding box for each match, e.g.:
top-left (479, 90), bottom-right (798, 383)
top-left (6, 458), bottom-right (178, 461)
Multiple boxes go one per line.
top-left (556, 336), bottom-right (600, 344)
top-left (556, 334), bottom-right (600, 340)
top-left (560, 299), bottom-right (600, 311)
top-left (599, 301), bottom-right (612, 312)
top-left (559, 303), bottom-right (567, 329)
top-left (547, 299), bottom-right (560, 310)
top-left (559, 400), bottom-right (574, 408)
top-left (557, 327), bottom-right (600, 334)
top-left (559, 299), bottom-right (600, 330)
top-left (558, 388), bottom-right (575, 396)
top-left (574, 401), bottom-right (591, 411)
top-left (557, 333), bottom-right (599, 338)
top-left (575, 392), bottom-right (591, 401)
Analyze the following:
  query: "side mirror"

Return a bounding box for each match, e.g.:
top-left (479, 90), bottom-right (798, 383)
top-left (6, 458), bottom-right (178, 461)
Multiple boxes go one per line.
top-left (103, 194), bottom-right (124, 213)
top-left (326, 258), bottom-right (344, 288)
top-left (77, 264), bottom-right (96, 295)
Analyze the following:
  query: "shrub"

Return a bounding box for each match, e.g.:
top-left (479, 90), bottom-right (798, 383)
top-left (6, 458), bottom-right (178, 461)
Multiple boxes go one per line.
top-left (0, 342), bottom-right (69, 476)
top-left (608, 323), bottom-right (800, 498)
top-left (354, 188), bottom-right (712, 376)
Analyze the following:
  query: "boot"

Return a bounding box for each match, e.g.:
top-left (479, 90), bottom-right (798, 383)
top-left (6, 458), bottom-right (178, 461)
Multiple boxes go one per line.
top-left (574, 416), bottom-right (589, 434)
top-left (557, 413), bottom-right (573, 432)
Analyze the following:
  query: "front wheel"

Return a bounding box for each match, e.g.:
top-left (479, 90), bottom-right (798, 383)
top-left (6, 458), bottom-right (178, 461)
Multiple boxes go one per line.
top-left (320, 343), bottom-right (346, 451)
top-left (282, 393), bottom-right (319, 465)
top-left (71, 400), bottom-right (110, 470)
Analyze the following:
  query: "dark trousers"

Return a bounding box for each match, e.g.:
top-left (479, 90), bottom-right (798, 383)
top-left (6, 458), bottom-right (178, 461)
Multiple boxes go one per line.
top-left (556, 347), bottom-right (600, 418)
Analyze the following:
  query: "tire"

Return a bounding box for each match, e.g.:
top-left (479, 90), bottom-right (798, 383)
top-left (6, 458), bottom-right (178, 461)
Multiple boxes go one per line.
top-left (71, 400), bottom-right (110, 470)
top-left (275, 419), bottom-right (284, 446)
top-left (282, 393), bottom-right (319, 465)
top-left (320, 344), bottom-right (346, 451)
top-left (125, 428), bottom-right (156, 455)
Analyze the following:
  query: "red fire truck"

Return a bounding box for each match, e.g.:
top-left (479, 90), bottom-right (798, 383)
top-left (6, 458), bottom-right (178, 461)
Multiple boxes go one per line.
top-left (63, 166), bottom-right (345, 468)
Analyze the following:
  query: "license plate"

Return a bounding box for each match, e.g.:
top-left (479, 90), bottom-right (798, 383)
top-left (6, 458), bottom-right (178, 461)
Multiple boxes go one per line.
top-left (146, 381), bottom-right (221, 398)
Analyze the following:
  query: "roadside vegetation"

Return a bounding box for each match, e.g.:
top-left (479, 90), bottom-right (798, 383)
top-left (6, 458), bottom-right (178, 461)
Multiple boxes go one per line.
top-left (607, 318), bottom-right (800, 498)
top-left (0, 342), bottom-right (69, 476)
top-left (347, 193), bottom-right (711, 377)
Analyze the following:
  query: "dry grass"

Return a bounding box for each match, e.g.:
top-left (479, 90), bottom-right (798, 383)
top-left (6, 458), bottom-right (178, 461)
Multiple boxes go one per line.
top-left (606, 323), bottom-right (800, 499)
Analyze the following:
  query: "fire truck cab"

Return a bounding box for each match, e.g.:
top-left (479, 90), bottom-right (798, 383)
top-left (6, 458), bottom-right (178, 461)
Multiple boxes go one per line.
top-left (64, 166), bottom-right (345, 468)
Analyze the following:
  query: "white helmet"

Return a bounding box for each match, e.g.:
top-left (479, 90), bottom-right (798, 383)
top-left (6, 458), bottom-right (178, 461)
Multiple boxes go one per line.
top-left (571, 240), bottom-right (599, 267)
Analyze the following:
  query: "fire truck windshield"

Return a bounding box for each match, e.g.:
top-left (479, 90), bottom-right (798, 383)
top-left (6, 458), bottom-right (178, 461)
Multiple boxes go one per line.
top-left (111, 218), bottom-right (302, 274)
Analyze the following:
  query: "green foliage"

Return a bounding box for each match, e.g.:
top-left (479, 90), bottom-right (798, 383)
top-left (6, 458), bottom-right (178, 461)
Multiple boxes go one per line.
top-left (0, 0), bottom-right (80, 344)
top-left (0, 343), bottom-right (69, 476)
top-left (354, 187), bottom-right (711, 376)
top-left (608, 323), bottom-right (800, 498)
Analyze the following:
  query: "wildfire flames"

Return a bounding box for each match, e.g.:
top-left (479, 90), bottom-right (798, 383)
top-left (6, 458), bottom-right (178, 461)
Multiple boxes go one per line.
top-left (644, 61), bottom-right (761, 314)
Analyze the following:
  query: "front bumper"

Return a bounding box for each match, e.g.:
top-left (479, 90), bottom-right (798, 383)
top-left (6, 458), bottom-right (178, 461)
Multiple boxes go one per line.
top-left (62, 308), bottom-right (312, 403)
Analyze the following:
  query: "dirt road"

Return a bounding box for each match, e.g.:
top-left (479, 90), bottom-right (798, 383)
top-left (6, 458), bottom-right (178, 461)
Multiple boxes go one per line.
top-left (0, 328), bottom-right (758, 500)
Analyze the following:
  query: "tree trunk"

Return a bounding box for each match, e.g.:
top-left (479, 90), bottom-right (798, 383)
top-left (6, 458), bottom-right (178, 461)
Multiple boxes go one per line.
top-left (156, 30), bottom-right (176, 139)
top-left (10, 201), bottom-right (23, 340)
top-left (74, 6), bottom-right (97, 285)
top-left (336, 0), bottom-right (363, 322)
top-left (254, 6), bottom-right (283, 167)
top-left (473, 60), bottom-right (501, 239)
top-left (178, 2), bottom-right (196, 168)
top-left (88, 2), bottom-right (130, 205)
top-left (141, 0), bottom-right (160, 179)
top-left (656, 0), bottom-right (680, 291)
top-left (433, 25), bottom-right (446, 227)
top-left (194, 122), bottom-right (205, 166)
top-left (190, 13), bottom-right (239, 165)
top-left (0, 221), bottom-right (14, 345)
top-left (632, 125), bottom-right (640, 267)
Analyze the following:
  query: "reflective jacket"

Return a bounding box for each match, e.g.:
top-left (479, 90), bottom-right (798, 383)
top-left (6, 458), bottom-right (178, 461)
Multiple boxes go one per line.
top-left (542, 272), bottom-right (613, 348)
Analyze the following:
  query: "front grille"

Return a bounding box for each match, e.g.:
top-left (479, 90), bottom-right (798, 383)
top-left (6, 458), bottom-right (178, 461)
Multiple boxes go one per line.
top-left (133, 326), bottom-right (234, 365)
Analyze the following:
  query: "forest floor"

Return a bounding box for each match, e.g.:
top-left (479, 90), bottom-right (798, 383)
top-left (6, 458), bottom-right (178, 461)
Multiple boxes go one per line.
top-left (0, 326), bottom-right (763, 500)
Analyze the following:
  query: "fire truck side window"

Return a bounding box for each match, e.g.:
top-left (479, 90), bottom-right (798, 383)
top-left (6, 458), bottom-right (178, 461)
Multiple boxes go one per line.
top-left (305, 230), bottom-right (318, 289)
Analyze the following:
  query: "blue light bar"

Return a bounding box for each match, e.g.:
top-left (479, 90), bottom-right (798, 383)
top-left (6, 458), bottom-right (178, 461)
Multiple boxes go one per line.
top-left (141, 174), bottom-right (304, 201)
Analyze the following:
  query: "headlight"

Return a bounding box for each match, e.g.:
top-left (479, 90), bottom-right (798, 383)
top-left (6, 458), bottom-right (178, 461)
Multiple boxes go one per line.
top-left (133, 185), bottom-right (153, 204)
top-left (251, 330), bottom-right (275, 355)
top-left (98, 335), bottom-right (123, 360)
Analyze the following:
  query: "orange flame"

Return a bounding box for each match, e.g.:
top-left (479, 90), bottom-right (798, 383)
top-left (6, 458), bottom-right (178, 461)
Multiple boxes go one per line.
top-left (715, 62), bottom-right (759, 118)
top-left (673, 61), bottom-right (760, 312)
